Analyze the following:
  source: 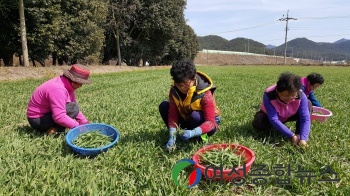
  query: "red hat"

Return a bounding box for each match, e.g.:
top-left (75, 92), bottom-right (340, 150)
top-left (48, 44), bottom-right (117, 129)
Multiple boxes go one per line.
top-left (63, 64), bottom-right (91, 84)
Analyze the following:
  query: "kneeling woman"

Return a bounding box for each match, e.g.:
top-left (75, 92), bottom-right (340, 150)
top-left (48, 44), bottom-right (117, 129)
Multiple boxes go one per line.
top-left (252, 72), bottom-right (312, 147)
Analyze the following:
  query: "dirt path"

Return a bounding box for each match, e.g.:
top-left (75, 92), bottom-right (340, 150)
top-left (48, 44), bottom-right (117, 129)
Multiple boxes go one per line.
top-left (0, 65), bottom-right (169, 81)
top-left (0, 52), bottom-right (323, 81)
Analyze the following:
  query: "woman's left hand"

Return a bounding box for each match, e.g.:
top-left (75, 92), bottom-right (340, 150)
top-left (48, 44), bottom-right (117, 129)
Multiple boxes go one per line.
top-left (291, 134), bottom-right (300, 145)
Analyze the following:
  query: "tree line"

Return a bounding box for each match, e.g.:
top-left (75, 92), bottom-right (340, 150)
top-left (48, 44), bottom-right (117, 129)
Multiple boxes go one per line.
top-left (0, 0), bottom-right (198, 66)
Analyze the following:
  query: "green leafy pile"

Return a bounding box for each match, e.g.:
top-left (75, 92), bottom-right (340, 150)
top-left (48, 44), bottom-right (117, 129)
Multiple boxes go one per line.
top-left (199, 146), bottom-right (244, 169)
top-left (73, 131), bottom-right (112, 148)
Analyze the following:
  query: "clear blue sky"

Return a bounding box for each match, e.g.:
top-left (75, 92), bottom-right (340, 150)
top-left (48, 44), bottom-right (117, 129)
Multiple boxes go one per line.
top-left (184, 0), bottom-right (350, 46)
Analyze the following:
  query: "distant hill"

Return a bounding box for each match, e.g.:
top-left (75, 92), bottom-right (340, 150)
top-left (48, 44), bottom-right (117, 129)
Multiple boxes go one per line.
top-left (197, 36), bottom-right (349, 61)
top-left (197, 35), bottom-right (231, 51)
top-left (266, 44), bottom-right (276, 49)
top-left (198, 35), bottom-right (273, 55)
top-left (334, 38), bottom-right (349, 44)
top-left (334, 39), bottom-right (350, 52)
top-left (274, 38), bottom-right (350, 60)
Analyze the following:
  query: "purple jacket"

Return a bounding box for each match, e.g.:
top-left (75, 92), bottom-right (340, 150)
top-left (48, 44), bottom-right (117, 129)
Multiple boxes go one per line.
top-left (27, 76), bottom-right (89, 128)
top-left (260, 85), bottom-right (311, 141)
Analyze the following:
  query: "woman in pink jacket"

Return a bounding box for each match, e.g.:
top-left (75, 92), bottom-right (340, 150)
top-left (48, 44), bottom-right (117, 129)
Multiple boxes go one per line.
top-left (252, 72), bottom-right (312, 147)
top-left (27, 64), bottom-right (91, 134)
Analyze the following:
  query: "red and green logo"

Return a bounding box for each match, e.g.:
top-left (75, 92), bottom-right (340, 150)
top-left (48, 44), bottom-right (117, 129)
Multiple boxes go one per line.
top-left (171, 159), bottom-right (202, 188)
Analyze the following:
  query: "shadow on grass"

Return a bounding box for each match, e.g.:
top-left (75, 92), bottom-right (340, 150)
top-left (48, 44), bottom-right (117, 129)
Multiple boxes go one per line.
top-left (118, 128), bottom-right (165, 143)
top-left (248, 105), bottom-right (291, 146)
top-left (253, 129), bottom-right (289, 147)
top-left (13, 123), bottom-right (237, 158)
top-left (13, 124), bottom-right (46, 138)
top-left (251, 104), bottom-right (260, 111)
top-left (13, 124), bottom-right (86, 158)
top-left (224, 122), bottom-right (291, 148)
top-left (118, 127), bottom-right (207, 155)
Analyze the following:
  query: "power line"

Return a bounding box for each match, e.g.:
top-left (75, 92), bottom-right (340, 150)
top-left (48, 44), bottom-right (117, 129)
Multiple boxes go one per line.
top-left (204, 13), bottom-right (349, 37)
top-left (291, 27), bottom-right (350, 30)
top-left (298, 15), bottom-right (350, 20)
top-left (210, 21), bottom-right (277, 35)
top-left (197, 11), bottom-right (349, 46)
top-left (305, 33), bottom-right (350, 38)
top-left (279, 10), bottom-right (297, 64)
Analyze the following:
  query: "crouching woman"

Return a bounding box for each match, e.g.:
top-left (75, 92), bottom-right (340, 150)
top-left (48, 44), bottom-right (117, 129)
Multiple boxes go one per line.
top-left (26, 64), bottom-right (91, 134)
top-left (159, 59), bottom-right (221, 151)
top-left (252, 72), bottom-right (312, 147)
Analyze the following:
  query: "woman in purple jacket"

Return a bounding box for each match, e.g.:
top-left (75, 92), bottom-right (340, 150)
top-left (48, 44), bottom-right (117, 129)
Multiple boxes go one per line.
top-left (301, 73), bottom-right (324, 107)
top-left (27, 64), bottom-right (91, 134)
top-left (252, 72), bottom-right (312, 147)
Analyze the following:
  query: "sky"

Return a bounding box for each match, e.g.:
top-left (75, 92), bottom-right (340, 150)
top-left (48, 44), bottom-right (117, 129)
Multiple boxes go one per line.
top-left (184, 0), bottom-right (350, 46)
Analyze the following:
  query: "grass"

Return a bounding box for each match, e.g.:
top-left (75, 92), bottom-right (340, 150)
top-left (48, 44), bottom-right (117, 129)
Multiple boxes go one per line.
top-left (0, 65), bottom-right (349, 195)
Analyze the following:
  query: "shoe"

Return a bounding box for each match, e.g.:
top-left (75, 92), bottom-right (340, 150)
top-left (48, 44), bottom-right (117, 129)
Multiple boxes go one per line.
top-left (200, 134), bottom-right (209, 144)
top-left (47, 127), bottom-right (57, 135)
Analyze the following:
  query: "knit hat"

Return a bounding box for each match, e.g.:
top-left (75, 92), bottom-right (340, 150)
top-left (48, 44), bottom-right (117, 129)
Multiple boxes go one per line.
top-left (63, 64), bottom-right (91, 84)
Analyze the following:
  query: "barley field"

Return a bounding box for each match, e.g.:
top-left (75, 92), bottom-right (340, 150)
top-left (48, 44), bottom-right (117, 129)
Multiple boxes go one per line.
top-left (0, 65), bottom-right (349, 195)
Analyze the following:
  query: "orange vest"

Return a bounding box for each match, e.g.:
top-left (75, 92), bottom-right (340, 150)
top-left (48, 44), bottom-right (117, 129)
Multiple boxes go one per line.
top-left (171, 71), bottom-right (220, 120)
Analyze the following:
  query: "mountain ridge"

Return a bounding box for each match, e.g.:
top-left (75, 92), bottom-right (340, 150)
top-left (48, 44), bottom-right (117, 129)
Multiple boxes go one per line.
top-left (198, 35), bottom-right (350, 61)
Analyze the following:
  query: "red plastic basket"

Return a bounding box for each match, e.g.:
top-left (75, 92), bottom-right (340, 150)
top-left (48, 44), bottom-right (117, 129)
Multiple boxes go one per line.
top-left (192, 144), bottom-right (255, 181)
top-left (311, 106), bottom-right (332, 122)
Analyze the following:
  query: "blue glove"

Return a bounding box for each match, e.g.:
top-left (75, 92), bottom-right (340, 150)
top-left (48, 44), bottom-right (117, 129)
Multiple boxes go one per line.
top-left (180, 127), bottom-right (202, 141)
top-left (166, 128), bottom-right (176, 151)
top-left (215, 116), bottom-right (221, 125)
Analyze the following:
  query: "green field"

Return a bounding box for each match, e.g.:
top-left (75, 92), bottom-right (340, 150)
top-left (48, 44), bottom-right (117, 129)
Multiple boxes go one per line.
top-left (0, 65), bottom-right (349, 195)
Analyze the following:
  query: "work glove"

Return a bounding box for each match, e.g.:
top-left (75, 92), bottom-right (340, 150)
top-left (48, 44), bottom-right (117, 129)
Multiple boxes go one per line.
top-left (180, 127), bottom-right (202, 141)
top-left (166, 128), bottom-right (176, 151)
top-left (215, 116), bottom-right (221, 125)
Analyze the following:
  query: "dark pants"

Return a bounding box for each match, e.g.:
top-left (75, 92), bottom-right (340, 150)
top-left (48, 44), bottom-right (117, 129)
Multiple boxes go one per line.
top-left (28, 102), bottom-right (80, 132)
top-left (159, 101), bottom-right (220, 136)
top-left (252, 100), bottom-right (313, 134)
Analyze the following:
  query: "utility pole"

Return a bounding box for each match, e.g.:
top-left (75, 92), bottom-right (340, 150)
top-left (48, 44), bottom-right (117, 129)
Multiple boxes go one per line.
top-left (247, 39), bottom-right (250, 53)
top-left (279, 10), bottom-right (297, 64)
top-left (206, 49), bottom-right (209, 65)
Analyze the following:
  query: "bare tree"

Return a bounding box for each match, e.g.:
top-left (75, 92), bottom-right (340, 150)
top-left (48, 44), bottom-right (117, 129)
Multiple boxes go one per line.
top-left (19, 0), bottom-right (29, 66)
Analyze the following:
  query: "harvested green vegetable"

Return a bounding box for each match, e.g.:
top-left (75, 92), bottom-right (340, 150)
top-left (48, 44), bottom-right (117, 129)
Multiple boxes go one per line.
top-left (173, 123), bottom-right (185, 136)
top-left (73, 131), bottom-right (112, 148)
top-left (199, 146), bottom-right (245, 169)
top-left (167, 123), bottom-right (185, 152)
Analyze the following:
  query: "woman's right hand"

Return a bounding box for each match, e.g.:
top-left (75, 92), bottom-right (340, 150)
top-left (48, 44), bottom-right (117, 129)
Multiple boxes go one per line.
top-left (291, 134), bottom-right (300, 146)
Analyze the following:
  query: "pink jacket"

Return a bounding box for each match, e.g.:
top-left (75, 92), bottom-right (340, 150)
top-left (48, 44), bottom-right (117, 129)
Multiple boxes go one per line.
top-left (27, 76), bottom-right (88, 128)
top-left (259, 84), bottom-right (311, 140)
top-left (260, 85), bottom-right (301, 122)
